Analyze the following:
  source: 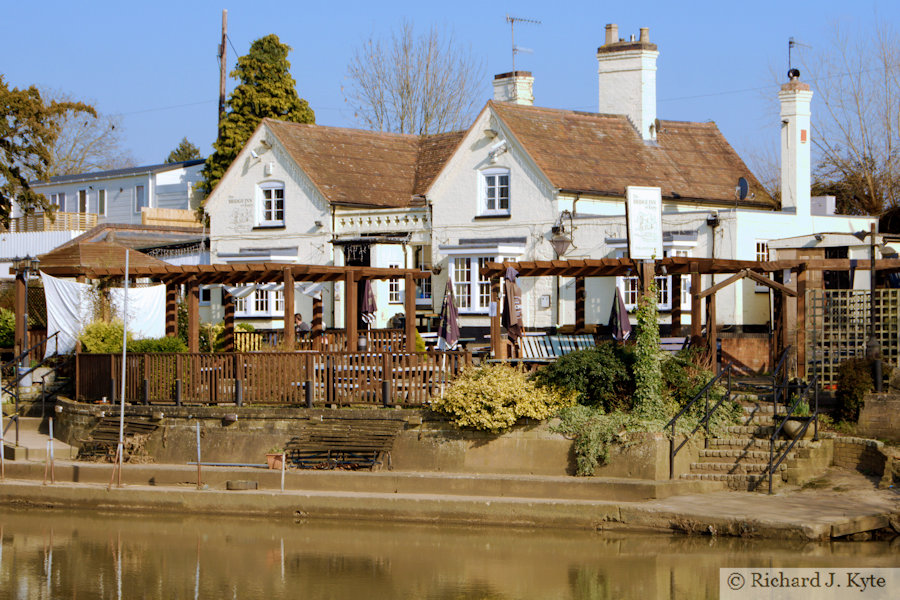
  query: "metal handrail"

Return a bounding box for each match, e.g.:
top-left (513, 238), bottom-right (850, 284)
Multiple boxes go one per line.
top-left (1, 331), bottom-right (61, 445)
top-left (767, 373), bottom-right (819, 494)
top-left (771, 345), bottom-right (792, 411)
top-left (667, 362), bottom-right (733, 479)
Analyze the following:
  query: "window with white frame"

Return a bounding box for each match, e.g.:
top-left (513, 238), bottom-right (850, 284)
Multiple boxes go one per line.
top-left (615, 248), bottom-right (692, 311)
top-left (234, 294), bottom-right (248, 314)
top-left (48, 192), bottom-right (65, 211)
top-left (414, 246), bottom-right (432, 304)
top-left (451, 256), bottom-right (506, 313)
top-left (273, 290), bottom-right (284, 314)
top-left (231, 287), bottom-right (287, 317)
top-left (134, 185), bottom-right (146, 213)
top-left (480, 168), bottom-right (510, 216)
top-left (388, 264), bottom-right (402, 303)
top-left (253, 289), bottom-right (269, 313)
top-left (199, 286), bottom-right (211, 306)
top-left (755, 240), bottom-right (769, 292)
top-left (78, 189), bottom-right (88, 213)
top-left (97, 189), bottom-right (107, 216)
top-left (258, 182), bottom-right (285, 226)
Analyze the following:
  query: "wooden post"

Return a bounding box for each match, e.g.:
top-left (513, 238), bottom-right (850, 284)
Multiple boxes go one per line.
top-left (404, 273), bottom-right (416, 352)
top-left (575, 277), bottom-right (585, 332)
top-left (344, 271), bottom-right (357, 352)
top-left (490, 278), bottom-right (503, 359)
top-left (771, 270), bottom-right (785, 369)
top-left (671, 274), bottom-right (682, 335)
top-left (283, 267), bottom-right (295, 348)
top-left (690, 266), bottom-right (702, 347)
top-left (639, 261), bottom-right (655, 300)
top-left (707, 293), bottom-right (717, 368)
top-left (186, 279), bottom-right (200, 353)
top-left (14, 270), bottom-right (26, 362)
top-left (797, 267), bottom-right (808, 379)
top-left (312, 295), bottom-right (324, 338)
top-left (165, 283), bottom-right (178, 338)
top-left (222, 289), bottom-right (235, 352)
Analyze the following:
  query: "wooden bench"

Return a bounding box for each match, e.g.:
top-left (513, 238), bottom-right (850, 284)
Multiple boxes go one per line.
top-left (283, 419), bottom-right (405, 470)
top-left (660, 337), bottom-right (689, 355)
top-left (516, 333), bottom-right (597, 362)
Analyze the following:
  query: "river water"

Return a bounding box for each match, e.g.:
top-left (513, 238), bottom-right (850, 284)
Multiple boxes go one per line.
top-left (0, 509), bottom-right (896, 599)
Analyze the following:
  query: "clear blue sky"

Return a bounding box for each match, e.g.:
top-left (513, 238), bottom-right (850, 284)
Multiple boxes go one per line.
top-left (3, 0), bottom-right (896, 173)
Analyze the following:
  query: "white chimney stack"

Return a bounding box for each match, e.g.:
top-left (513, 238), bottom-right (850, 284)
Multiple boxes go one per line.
top-left (493, 71), bottom-right (534, 106)
top-left (597, 24), bottom-right (658, 141)
top-left (779, 72), bottom-right (813, 219)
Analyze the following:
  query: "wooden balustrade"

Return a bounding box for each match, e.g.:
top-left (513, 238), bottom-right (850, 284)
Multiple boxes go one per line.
top-left (76, 349), bottom-right (473, 407)
top-left (6, 212), bottom-right (98, 233)
top-left (233, 328), bottom-right (406, 353)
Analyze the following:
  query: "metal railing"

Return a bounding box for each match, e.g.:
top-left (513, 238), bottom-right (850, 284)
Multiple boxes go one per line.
top-left (767, 373), bottom-right (819, 494)
top-left (667, 363), bottom-right (734, 479)
top-left (1, 332), bottom-right (61, 445)
top-left (772, 345), bottom-right (792, 409)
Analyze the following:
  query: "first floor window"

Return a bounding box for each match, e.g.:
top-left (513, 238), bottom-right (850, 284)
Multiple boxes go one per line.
top-left (253, 289), bottom-right (269, 313)
top-left (232, 287), bottom-right (286, 317)
top-left (615, 248), bottom-right (692, 311)
top-left (78, 189), bottom-right (88, 213)
top-left (199, 287), bottom-right (211, 305)
top-left (235, 294), bottom-right (248, 314)
top-left (415, 246), bottom-right (432, 303)
top-left (480, 169), bottom-right (510, 215)
top-left (98, 189), bottom-right (107, 216)
top-left (49, 192), bottom-right (65, 211)
top-left (273, 290), bottom-right (284, 314)
top-left (259, 182), bottom-right (285, 226)
top-left (755, 241), bottom-right (770, 292)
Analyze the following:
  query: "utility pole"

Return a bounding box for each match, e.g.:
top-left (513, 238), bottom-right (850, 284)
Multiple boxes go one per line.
top-left (218, 9), bottom-right (228, 126)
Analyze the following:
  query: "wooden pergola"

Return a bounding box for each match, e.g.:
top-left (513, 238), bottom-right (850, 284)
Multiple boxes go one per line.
top-left (21, 250), bottom-right (429, 356)
top-left (480, 256), bottom-right (900, 369)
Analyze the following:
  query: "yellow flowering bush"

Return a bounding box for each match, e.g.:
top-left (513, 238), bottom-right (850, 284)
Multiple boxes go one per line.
top-left (432, 364), bottom-right (576, 433)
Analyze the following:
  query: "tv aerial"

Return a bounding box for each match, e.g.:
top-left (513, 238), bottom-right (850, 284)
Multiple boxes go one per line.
top-left (506, 15), bottom-right (541, 72)
top-left (788, 37), bottom-right (811, 78)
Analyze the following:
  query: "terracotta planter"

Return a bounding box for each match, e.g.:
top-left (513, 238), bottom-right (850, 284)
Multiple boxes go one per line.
top-left (781, 417), bottom-right (815, 440)
top-left (266, 453), bottom-right (284, 470)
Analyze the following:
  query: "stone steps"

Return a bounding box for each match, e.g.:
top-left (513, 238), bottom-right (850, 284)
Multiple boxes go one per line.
top-left (698, 448), bottom-right (794, 463)
top-left (681, 472), bottom-right (776, 491)
top-left (689, 461), bottom-right (784, 474)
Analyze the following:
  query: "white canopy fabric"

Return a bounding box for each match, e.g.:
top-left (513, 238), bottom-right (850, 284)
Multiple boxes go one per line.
top-left (41, 272), bottom-right (165, 357)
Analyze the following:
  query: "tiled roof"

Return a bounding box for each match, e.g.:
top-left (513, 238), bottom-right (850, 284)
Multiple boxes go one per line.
top-left (265, 119), bottom-right (463, 208)
top-left (490, 101), bottom-right (774, 206)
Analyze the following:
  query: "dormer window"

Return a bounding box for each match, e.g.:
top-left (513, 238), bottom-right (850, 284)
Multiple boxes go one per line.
top-left (480, 168), bottom-right (510, 216)
top-left (257, 181), bottom-right (285, 227)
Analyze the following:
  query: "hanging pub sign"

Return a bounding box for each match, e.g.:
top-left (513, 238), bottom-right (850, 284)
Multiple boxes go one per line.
top-left (625, 186), bottom-right (663, 260)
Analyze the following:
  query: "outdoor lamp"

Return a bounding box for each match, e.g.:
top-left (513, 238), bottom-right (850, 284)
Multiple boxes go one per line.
top-left (550, 210), bottom-right (575, 257)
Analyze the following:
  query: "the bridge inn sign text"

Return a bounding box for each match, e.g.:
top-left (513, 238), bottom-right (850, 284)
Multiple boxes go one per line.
top-left (626, 186), bottom-right (664, 260)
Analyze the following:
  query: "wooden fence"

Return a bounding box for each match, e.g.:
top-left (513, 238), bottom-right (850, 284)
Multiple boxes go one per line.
top-left (76, 350), bottom-right (473, 407)
top-left (233, 328), bottom-right (406, 352)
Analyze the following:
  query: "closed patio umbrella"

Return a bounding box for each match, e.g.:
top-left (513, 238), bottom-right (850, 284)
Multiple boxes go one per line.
top-left (501, 267), bottom-right (524, 342)
top-left (609, 286), bottom-right (632, 341)
top-left (437, 282), bottom-right (460, 351)
top-left (361, 279), bottom-right (377, 328)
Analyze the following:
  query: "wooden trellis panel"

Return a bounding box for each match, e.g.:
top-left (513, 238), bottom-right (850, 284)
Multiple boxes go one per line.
top-left (806, 289), bottom-right (900, 385)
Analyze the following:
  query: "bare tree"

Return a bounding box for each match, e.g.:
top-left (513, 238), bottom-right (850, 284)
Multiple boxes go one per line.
top-left (43, 90), bottom-right (137, 176)
top-left (798, 24), bottom-right (900, 215)
top-left (345, 21), bottom-right (485, 135)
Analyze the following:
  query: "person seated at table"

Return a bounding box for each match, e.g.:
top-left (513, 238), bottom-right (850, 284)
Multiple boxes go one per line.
top-left (294, 313), bottom-right (311, 338)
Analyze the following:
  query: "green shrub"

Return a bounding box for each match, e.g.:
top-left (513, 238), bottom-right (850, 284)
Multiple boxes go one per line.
top-left (531, 343), bottom-right (635, 412)
top-left (432, 363), bottom-right (576, 433)
top-left (236, 322), bottom-right (255, 332)
top-left (200, 322), bottom-right (225, 352)
top-left (0, 308), bottom-right (15, 348)
top-left (128, 337), bottom-right (188, 353)
top-left (79, 320), bottom-right (131, 353)
top-left (633, 285), bottom-right (668, 419)
top-left (415, 329), bottom-right (426, 353)
top-left (661, 348), bottom-right (717, 409)
top-left (835, 358), bottom-right (873, 422)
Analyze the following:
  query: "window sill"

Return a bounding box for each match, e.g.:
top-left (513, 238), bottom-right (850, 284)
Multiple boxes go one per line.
top-left (253, 224), bottom-right (286, 230)
top-left (474, 214), bottom-right (511, 220)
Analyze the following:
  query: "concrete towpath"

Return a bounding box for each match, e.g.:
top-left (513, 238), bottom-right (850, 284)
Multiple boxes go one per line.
top-left (0, 459), bottom-right (896, 541)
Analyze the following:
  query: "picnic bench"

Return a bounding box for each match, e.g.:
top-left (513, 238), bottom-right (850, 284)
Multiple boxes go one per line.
top-left (660, 337), bottom-right (689, 354)
top-left (283, 419), bottom-right (405, 469)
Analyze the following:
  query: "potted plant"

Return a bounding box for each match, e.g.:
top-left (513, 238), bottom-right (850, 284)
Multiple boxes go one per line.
top-left (266, 446), bottom-right (284, 469)
top-left (780, 400), bottom-right (815, 440)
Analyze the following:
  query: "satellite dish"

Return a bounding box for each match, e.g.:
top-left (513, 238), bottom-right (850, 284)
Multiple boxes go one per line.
top-left (737, 177), bottom-right (749, 201)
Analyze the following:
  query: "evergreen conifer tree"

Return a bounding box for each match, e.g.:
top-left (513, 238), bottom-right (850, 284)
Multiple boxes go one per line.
top-left (200, 34), bottom-right (314, 196)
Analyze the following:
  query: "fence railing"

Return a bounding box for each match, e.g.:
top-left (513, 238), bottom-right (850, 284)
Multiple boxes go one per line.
top-left (233, 329), bottom-right (407, 352)
top-left (76, 350), bottom-right (472, 407)
top-left (5, 212), bottom-right (98, 233)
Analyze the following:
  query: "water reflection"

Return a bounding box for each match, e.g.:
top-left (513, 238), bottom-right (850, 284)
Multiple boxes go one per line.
top-left (0, 509), bottom-right (895, 599)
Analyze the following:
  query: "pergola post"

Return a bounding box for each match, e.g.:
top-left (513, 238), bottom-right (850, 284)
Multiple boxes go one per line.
top-left (639, 261), bottom-right (655, 300)
top-left (575, 277), bottom-right (585, 332)
top-left (14, 270), bottom-right (26, 362)
top-left (165, 283), bottom-right (179, 338)
top-left (490, 277), bottom-right (503, 358)
top-left (690, 266), bottom-right (702, 347)
top-left (283, 267), bottom-right (295, 348)
top-left (797, 267), bottom-right (808, 378)
top-left (671, 274), bottom-right (682, 335)
top-left (404, 273), bottom-right (416, 352)
top-left (706, 293), bottom-right (717, 368)
top-left (222, 289), bottom-right (235, 352)
top-left (186, 279), bottom-right (199, 353)
top-left (312, 295), bottom-right (324, 338)
top-left (344, 271), bottom-right (357, 351)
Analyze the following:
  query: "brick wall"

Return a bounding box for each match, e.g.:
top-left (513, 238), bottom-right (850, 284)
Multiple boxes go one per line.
top-left (720, 335), bottom-right (770, 374)
top-left (832, 437), bottom-right (888, 477)
top-left (858, 394), bottom-right (900, 442)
